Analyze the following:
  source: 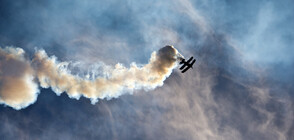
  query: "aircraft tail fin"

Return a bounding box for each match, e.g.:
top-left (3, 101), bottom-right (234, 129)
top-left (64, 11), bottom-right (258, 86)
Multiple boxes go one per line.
top-left (179, 59), bottom-right (185, 64)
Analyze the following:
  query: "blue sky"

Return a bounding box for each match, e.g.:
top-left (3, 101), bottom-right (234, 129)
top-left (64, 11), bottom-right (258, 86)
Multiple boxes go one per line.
top-left (0, 0), bottom-right (294, 139)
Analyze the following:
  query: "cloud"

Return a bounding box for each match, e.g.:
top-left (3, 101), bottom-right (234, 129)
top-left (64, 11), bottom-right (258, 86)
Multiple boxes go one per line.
top-left (0, 0), bottom-right (294, 140)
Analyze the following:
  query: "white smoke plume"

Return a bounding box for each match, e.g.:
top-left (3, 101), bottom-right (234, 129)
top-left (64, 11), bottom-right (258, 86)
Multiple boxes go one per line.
top-left (0, 45), bottom-right (183, 110)
top-left (0, 47), bottom-right (39, 110)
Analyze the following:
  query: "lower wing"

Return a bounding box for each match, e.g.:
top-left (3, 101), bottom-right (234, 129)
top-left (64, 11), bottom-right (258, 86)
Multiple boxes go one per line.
top-left (181, 66), bottom-right (190, 73)
top-left (180, 64), bottom-right (186, 70)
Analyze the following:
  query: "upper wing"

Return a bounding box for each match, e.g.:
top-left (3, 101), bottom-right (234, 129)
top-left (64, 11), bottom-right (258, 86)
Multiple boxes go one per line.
top-left (190, 59), bottom-right (196, 66)
top-left (180, 64), bottom-right (186, 70)
top-left (181, 66), bottom-right (190, 73)
top-left (186, 57), bottom-right (193, 63)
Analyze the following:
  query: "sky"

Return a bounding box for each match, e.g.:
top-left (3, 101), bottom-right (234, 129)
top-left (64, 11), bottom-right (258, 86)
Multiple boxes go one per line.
top-left (0, 0), bottom-right (294, 140)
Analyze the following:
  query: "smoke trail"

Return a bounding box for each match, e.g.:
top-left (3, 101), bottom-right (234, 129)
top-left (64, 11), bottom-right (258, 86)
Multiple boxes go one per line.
top-left (0, 47), bottom-right (39, 110)
top-left (0, 45), bottom-right (183, 109)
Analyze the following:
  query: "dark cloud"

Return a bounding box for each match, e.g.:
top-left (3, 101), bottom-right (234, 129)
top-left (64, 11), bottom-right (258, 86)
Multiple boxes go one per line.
top-left (1, 0), bottom-right (293, 140)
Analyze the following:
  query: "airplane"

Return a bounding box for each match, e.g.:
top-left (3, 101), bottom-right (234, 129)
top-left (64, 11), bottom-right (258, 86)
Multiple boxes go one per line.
top-left (179, 56), bottom-right (196, 73)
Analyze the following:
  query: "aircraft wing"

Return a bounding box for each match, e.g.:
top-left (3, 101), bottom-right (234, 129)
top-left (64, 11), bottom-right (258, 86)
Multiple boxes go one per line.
top-left (191, 59), bottom-right (196, 66)
top-left (186, 57), bottom-right (193, 63)
top-left (180, 64), bottom-right (186, 70)
top-left (181, 66), bottom-right (190, 73)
